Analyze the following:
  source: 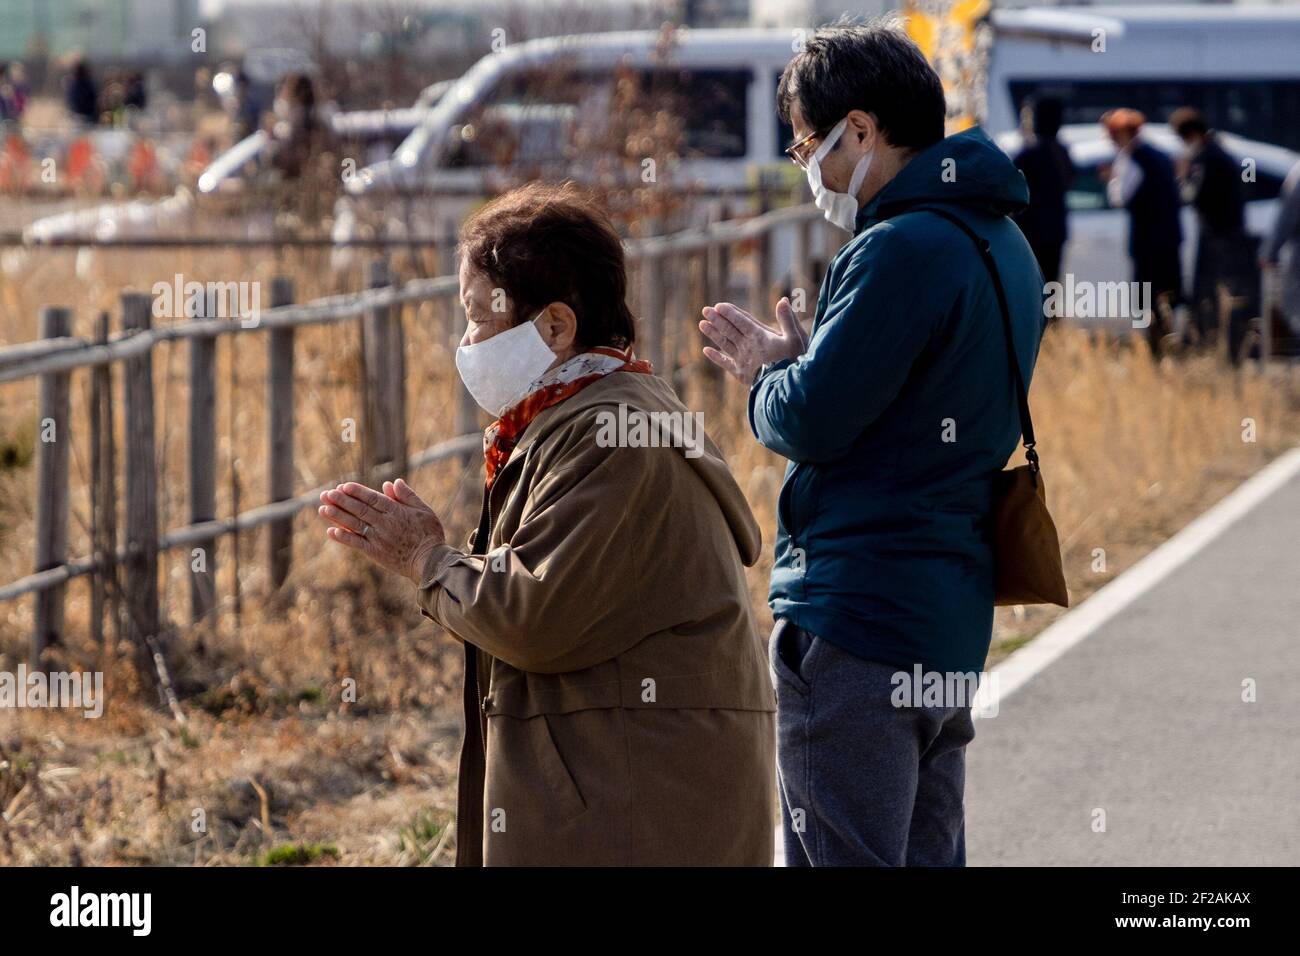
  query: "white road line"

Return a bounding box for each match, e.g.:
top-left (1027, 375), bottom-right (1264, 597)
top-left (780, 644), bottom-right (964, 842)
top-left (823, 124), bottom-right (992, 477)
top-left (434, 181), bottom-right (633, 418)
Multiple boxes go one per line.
top-left (974, 445), bottom-right (1300, 716)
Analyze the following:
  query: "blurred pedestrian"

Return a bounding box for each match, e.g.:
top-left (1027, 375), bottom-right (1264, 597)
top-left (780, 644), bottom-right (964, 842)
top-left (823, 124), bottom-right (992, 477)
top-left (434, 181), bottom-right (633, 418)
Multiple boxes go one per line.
top-left (124, 71), bottom-right (147, 112)
top-left (0, 61), bottom-right (28, 123)
top-left (0, 63), bottom-right (12, 122)
top-left (99, 69), bottom-right (127, 126)
top-left (1012, 95), bottom-right (1073, 286)
top-left (231, 69), bottom-right (262, 141)
top-left (268, 72), bottom-right (320, 179)
top-left (1171, 107), bottom-right (1249, 350)
top-left (1262, 160), bottom-right (1300, 340)
top-left (1102, 108), bottom-right (1182, 356)
top-left (66, 58), bottom-right (100, 125)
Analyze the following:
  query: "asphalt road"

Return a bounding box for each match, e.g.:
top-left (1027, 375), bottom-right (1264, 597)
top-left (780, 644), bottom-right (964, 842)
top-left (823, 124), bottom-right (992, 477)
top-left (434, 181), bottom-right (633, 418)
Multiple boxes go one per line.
top-left (965, 462), bottom-right (1300, 866)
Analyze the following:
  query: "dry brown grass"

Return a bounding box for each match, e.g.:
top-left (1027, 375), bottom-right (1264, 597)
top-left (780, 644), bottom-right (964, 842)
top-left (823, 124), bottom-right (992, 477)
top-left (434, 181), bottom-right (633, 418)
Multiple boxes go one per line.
top-left (2, 245), bottom-right (1298, 865)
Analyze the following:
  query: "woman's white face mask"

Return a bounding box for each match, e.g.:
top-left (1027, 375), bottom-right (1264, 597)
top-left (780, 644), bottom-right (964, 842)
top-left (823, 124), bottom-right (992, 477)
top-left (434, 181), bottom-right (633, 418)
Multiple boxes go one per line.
top-left (806, 117), bottom-right (874, 232)
top-left (454, 310), bottom-right (556, 417)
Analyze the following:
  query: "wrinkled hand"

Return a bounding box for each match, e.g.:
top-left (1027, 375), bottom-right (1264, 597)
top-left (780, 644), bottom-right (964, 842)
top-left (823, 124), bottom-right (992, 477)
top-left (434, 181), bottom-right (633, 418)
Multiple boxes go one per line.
top-left (317, 478), bottom-right (446, 584)
top-left (700, 297), bottom-right (808, 384)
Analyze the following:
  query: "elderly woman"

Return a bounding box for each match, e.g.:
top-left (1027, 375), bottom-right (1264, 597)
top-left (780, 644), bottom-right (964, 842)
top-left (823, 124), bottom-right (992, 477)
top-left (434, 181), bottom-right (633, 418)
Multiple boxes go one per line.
top-left (316, 182), bottom-right (775, 866)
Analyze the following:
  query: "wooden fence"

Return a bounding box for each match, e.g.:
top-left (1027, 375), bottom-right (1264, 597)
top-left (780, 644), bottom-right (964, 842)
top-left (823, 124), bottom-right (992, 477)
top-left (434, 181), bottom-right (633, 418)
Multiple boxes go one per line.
top-left (0, 201), bottom-right (834, 672)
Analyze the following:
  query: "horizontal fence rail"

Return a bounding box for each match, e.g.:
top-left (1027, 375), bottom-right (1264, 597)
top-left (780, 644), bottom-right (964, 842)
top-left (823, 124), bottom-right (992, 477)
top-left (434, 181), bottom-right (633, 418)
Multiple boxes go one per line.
top-left (0, 201), bottom-right (834, 674)
top-left (0, 277), bottom-right (461, 385)
top-left (0, 433), bottom-right (483, 605)
top-left (0, 235), bottom-right (462, 248)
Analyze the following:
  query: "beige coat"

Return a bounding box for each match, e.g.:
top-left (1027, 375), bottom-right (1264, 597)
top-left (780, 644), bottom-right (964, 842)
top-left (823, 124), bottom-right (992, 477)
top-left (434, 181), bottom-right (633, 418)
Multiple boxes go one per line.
top-left (417, 371), bottom-right (775, 866)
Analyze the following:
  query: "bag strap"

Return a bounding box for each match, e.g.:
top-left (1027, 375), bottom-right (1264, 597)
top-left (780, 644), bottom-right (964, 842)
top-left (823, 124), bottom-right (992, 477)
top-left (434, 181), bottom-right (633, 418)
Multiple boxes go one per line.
top-left (911, 205), bottom-right (1040, 474)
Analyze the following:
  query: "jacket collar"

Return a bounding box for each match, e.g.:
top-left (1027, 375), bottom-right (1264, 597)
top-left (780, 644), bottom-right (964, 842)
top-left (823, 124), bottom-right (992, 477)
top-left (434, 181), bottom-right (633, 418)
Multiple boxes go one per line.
top-left (854, 126), bottom-right (1031, 232)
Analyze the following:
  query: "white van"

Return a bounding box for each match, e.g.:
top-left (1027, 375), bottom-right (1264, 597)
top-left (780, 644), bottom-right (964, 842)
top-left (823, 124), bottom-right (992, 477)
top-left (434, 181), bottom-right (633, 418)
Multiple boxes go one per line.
top-left (347, 29), bottom-right (807, 204)
top-left (333, 20), bottom-right (1118, 245)
top-left (332, 28), bottom-right (820, 266)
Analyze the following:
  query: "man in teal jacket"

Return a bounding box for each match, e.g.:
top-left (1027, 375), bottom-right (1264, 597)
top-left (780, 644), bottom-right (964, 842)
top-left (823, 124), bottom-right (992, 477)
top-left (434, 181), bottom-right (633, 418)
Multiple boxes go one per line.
top-left (701, 21), bottom-right (1046, 866)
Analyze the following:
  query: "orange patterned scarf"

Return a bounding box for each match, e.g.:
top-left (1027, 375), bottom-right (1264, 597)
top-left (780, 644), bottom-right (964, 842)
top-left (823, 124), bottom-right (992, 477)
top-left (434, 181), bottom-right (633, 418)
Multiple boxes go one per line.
top-left (482, 346), bottom-right (652, 488)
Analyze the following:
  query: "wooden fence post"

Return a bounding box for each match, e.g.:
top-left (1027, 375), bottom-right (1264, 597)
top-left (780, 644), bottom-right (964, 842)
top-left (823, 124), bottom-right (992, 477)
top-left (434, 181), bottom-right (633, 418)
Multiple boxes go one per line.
top-left (362, 259), bottom-right (403, 480)
top-left (436, 217), bottom-right (478, 455)
top-left (437, 220), bottom-right (458, 280)
top-left (699, 203), bottom-right (730, 403)
top-left (266, 276), bottom-right (295, 590)
top-left (31, 306), bottom-right (72, 668)
top-left (664, 253), bottom-right (681, 384)
top-left (386, 270), bottom-right (408, 475)
top-left (706, 200), bottom-right (730, 303)
top-left (90, 311), bottom-right (120, 649)
top-left (440, 229), bottom-right (479, 458)
top-left (364, 260), bottom-right (392, 478)
top-left (642, 250), bottom-right (665, 374)
top-left (121, 292), bottom-right (159, 664)
top-left (189, 296), bottom-right (218, 621)
top-left (792, 216), bottom-right (812, 304)
top-left (749, 227), bottom-right (772, 319)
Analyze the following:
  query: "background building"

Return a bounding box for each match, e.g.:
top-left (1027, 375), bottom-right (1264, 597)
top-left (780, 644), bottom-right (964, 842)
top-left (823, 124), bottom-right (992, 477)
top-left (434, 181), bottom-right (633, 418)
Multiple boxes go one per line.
top-left (751, 0), bottom-right (896, 29)
top-left (0, 0), bottom-right (202, 62)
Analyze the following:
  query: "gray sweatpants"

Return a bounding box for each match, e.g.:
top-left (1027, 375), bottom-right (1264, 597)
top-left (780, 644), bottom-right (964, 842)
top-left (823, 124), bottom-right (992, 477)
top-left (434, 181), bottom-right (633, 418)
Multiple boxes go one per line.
top-left (770, 618), bottom-right (976, 867)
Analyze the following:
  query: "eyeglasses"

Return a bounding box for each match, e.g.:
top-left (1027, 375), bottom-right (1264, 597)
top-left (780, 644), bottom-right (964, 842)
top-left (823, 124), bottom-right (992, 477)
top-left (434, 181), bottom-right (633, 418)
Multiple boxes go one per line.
top-left (785, 127), bottom-right (828, 170)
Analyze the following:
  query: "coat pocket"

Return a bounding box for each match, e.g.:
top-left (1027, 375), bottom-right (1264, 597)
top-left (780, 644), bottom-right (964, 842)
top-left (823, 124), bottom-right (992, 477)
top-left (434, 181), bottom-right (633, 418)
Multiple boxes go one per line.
top-left (768, 619), bottom-right (822, 697)
top-left (487, 713), bottom-right (588, 825)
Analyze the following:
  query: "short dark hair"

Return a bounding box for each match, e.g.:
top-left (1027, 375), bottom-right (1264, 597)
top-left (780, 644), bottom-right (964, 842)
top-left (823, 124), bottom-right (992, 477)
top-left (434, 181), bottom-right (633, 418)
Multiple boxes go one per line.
top-left (458, 181), bottom-right (636, 350)
top-left (777, 19), bottom-right (946, 152)
top-left (1169, 107), bottom-right (1209, 140)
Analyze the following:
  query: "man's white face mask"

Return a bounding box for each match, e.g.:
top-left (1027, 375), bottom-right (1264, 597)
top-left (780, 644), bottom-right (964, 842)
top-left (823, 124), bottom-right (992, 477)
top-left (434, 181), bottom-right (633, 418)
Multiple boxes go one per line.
top-left (806, 117), bottom-right (875, 232)
top-left (454, 310), bottom-right (556, 417)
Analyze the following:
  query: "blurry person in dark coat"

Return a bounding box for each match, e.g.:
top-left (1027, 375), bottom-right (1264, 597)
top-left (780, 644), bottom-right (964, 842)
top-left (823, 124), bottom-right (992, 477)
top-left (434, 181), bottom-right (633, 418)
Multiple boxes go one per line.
top-left (1262, 160), bottom-right (1300, 340)
top-left (1012, 96), bottom-right (1074, 286)
top-left (66, 58), bottom-right (100, 126)
top-left (231, 70), bottom-right (263, 141)
top-left (1102, 108), bottom-right (1183, 356)
top-left (0, 61), bottom-right (29, 122)
top-left (268, 72), bottom-right (321, 179)
top-left (124, 71), bottom-right (147, 112)
top-left (1171, 107), bottom-right (1249, 352)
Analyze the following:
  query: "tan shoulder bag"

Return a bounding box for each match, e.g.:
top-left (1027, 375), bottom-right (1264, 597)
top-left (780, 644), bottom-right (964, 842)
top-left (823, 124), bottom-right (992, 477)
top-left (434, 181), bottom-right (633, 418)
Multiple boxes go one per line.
top-left (917, 207), bottom-right (1069, 608)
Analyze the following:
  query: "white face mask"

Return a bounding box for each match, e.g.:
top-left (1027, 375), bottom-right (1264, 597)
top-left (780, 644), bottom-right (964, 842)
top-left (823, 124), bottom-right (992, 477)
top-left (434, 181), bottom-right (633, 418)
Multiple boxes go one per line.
top-left (806, 117), bottom-right (874, 232)
top-left (455, 311), bottom-right (556, 417)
